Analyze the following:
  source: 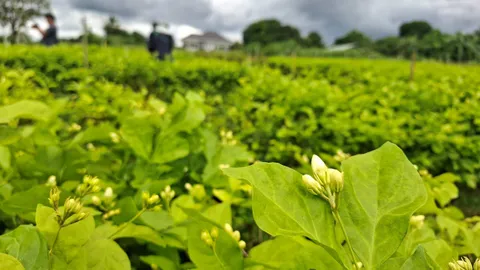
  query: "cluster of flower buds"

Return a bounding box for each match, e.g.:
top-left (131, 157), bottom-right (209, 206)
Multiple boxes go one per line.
top-left (91, 187), bottom-right (115, 208)
top-left (409, 215), bottom-right (425, 229)
top-left (103, 209), bottom-right (121, 220)
top-left (142, 191), bottom-right (162, 211)
top-left (302, 155), bottom-right (344, 210)
top-left (449, 257), bottom-right (480, 270)
top-left (62, 197), bottom-right (88, 225)
top-left (200, 228), bottom-right (217, 247)
top-left (419, 169), bottom-right (432, 179)
top-left (224, 223), bottom-right (246, 250)
top-left (185, 183), bottom-right (207, 201)
top-left (109, 132), bottom-right (121, 144)
top-left (334, 149), bottom-right (351, 162)
top-left (220, 129), bottom-right (237, 146)
top-left (46, 175), bottom-right (57, 187)
top-left (87, 143), bottom-right (96, 151)
top-left (161, 186), bottom-right (175, 204)
top-left (76, 175), bottom-right (101, 197)
top-left (49, 186), bottom-right (88, 226)
top-left (353, 262), bottom-right (364, 269)
top-left (68, 123), bottom-right (82, 132)
top-left (49, 186), bottom-right (61, 210)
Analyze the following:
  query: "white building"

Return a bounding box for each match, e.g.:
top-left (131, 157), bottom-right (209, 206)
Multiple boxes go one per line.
top-left (182, 32), bottom-right (232, 52)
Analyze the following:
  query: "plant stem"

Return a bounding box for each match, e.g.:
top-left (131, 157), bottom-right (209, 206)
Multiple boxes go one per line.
top-left (333, 210), bottom-right (358, 265)
top-left (49, 227), bottom-right (61, 256)
top-left (108, 208), bottom-right (146, 239)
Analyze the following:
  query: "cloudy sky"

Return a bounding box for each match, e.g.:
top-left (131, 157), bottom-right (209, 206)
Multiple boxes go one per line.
top-left (5, 0), bottom-right (480, 45)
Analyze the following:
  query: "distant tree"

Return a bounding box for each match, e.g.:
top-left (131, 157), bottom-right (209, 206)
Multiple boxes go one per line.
top-left (303, 32), bottom-right (324, 48)
top-left (399, 21), bottom-right (433, 39)
top-left (104, 16), bottom-right (128, 37)
top-left (374, 36), bottom-right (403, 56)
top-left (334, 30), bottom-right (372, 47)
top-left (0, 0), bottom-right (50, 43)
top-left (230, 42), bottom-right (243, 50)
top-left (131, 31), bottom-right (145, 43)
top-left (243, 19), bottom-right (301, 46)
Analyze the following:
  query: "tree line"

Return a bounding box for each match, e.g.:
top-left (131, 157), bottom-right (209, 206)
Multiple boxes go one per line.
top-left (242, 19), bottom-right (480, 62)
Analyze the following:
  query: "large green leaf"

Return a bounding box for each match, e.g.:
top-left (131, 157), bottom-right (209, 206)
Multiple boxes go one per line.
top-left (422, 240), bottom-right (456, 270)
top-left (0, 186), bottom-right (50, 216)
top-left (340, 142), bottom-right (428, 268)
top-left (0, 100), bottom-right (52, 123)
top-left (92, 223), bottom-right (166, 247)
top-left (0, 146), bottom-right (11, 170)
top-left (0, 225), bottom-right (49, 270)
top-left (223, 163), bottom-right (338, 249)
top-left (0, 253), bottom-right (25, 270)
top-left (35, 204), bottom-right (95, 267)
top-left (140, 210), bottom-right (175, 231)
top-left (379, 246), bottom-right (439, 270)
top-left (151, 134), bottom-right (189, 164)
top-left (68, 124), bottom-right (117, 147)
top-left (247, 236), bottom-right (346, 270)
top-left (140, 255), bottom-right (178, 270)
top-left (82, 239), bottom-right (130, 270)
top-left (121, 117), bottom-right (155, 160)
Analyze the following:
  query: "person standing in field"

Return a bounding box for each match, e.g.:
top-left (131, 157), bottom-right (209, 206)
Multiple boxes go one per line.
top-left (147, 22), bottom-right (174, 61)
top-left (32, 13), bottom-right (59, 46)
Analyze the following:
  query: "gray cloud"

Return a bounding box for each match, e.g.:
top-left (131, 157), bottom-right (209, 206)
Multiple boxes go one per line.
top-left (60, 0), bottom-right (480, 43)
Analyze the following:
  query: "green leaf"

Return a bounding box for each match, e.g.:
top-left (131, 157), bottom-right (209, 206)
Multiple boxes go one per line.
top-left (83, 239), bottom-right (130, 270)
top-left (339, 142), bottom-right (428, 268)
top-left (248, 236), bottom-right (346, 270)
top-left (422, 240), bottom-right (456, 270)
top-left (121, 117), bottom-right (155, 160)
top-left (0, 100), bottom-right (52, 123)
top-left (381, 246), bottom-right (440, 270)
top-left (92, 223), bottom-right (166, 247)
top-left (68, 124), bottom-right (116, 147)
top-left (203, 145), bottom-right (254, 188)
top-left (140, 210), bottom-right (175, 231)
top-left (0, 225), bottom-right (49, 270)
top-left (166, 98), bottom-right (205, 136)
top-left (151, 135), bottom-right (189, 164)
top-left (181, 203), bottom-right (232, 226)
top-left (35, 204), bottom-right (95, 266)
top-left (140, 255), bottom-right (178, 270)
top-left (0, 253), bottom-right (25, 270)
top-left (0, 146), bottom-right (11, 170)
top-left (223, 163), bottom-right (338, 249)
top-left (0, 186), bottom-right (50, 216)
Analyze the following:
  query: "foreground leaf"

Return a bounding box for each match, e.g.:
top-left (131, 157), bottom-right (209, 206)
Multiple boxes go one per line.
top-left (0, 100), bottom-right (52, 123)
top-left (223, 163), bottom-right (337, 249)
top-left (83, 239), bottom-right (130, 270)
top-left (0, 253), bottom-right (25, 270)
top-left (247, 236), bottom-right (346, 270)
top-left (35, 205), bottom-right (95, 266)
top-left (340, 142), bottom-right (428, 268)
top-left (0, 225), bottom-right (49, 270)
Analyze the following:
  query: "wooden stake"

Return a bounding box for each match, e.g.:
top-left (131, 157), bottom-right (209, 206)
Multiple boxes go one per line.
top-left (410, 50), bottom-right (416, 81)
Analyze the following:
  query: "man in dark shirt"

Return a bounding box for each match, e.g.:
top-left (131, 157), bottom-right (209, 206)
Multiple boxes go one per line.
top-left (147, 22), bottom-right (174, 61)
top-left (32, 13), bottom-right (58, 46)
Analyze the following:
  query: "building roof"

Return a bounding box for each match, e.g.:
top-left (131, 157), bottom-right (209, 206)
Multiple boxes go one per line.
top-left (182, 32), bottom-right (232, 44)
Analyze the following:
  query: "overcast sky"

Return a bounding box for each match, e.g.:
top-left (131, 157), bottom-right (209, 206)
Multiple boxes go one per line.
top-left (4, 0), bottom-right (480, 45)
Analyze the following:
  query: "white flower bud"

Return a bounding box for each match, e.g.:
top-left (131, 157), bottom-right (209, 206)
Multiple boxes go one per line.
top-left (232, 230), bottom-right (241, 241)
top-left (302, 174), bottom-right (323, 195)
top-left (224, 223), bottom-right (233, 233)
top-left (47, 175), bottom-right (57, 187)
top-left (474, 259), bottom-right (480, 270)
top-left (328, 169), bottom-right (344, 193)
top-left (354, 262), bottom-right (363, 269)
top-left (409, 215), bottom-right (425, 229)
top-left (238, 240), bottom-right (246, 249)
top-left (185, 183), bottom-right (192, 191)
top-left (311, 155), bottom-right (328, 184)
top-left (104, 187), bottom-right (113, 198)
top-left (148, 194), bottom-right (160, 205)
top-left (92, 195), bottom-right (101, 205)
top-left (210, 227), bottom-right (219, 238)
